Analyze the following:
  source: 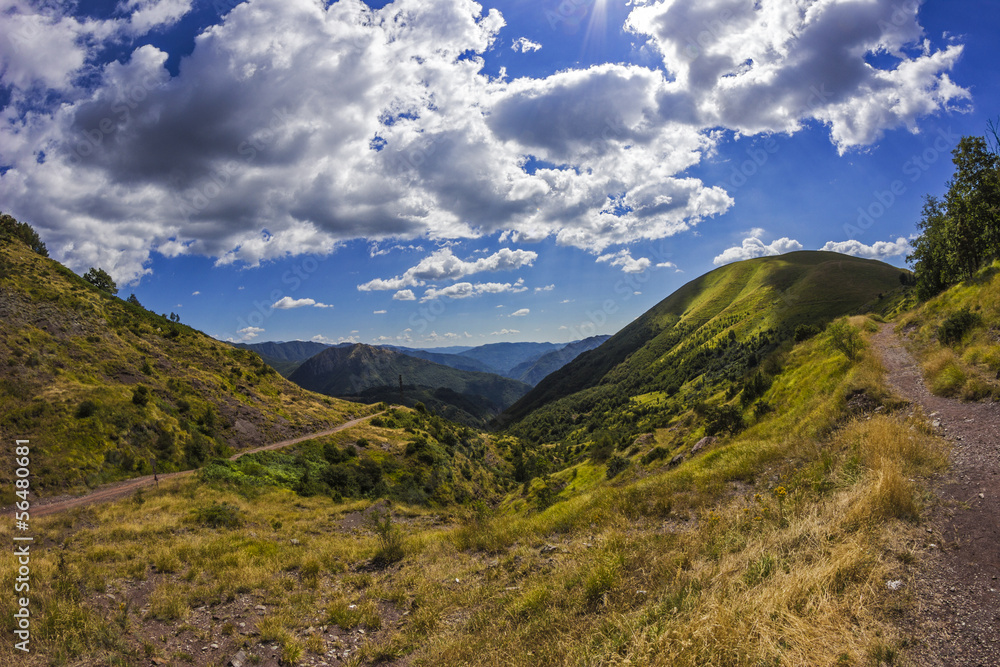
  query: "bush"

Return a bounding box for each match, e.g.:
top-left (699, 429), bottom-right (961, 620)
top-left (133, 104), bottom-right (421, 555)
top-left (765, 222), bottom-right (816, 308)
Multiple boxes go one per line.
top-left (938, 308), bottom-right (981, 345)
top-left (704, 404), bottom-right (745, 436)
top-left (827, 321), bottom-right (864, 360)
top-left (192, 502), bottom-right (244, 528)
top-left (132, 385), bottom-right (150, 406)
top-left (605, 455), bottom-right (630, 479)
top-left (794, 324), bottom-right (821, 342)
top-left (366, 505), bottom-right (405, 566)
top-left (75, 400), bottom-right (98, 418)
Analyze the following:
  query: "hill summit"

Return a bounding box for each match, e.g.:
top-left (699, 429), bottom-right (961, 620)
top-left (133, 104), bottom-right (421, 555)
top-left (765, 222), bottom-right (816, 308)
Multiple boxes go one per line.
top-left (504, 251), bottom-right (907, 439)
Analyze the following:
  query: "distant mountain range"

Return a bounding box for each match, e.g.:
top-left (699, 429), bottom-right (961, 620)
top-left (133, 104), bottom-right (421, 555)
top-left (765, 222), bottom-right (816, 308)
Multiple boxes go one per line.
top-left (241, 336), bottom-right (612, 387)
top-left (288, 344), bottom-right (533, 426)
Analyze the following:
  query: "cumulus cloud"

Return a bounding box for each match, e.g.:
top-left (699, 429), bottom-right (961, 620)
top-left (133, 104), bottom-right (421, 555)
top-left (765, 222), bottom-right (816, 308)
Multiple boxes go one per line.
top-left (0, 0), bottom-right (968, 283)
top-left (393, 289), bottom-right (416, 301)
top-left (272, 296), bottom-right (332, 309)
top-left (373, 309), bottom-right (387, 314)
top-left (714, 233), bottom-right (803, 266)
top-left (491, 328), bottom-right (520, 336)
top-left (510, 308), bottom-right (530, 317)
top-left (535, 284), bottom-right (554, 292)
top-left (237, 326), bottom-right (264, 341)
top-left (420, 278), bottom-right (527, 301)
top-left (597, 250), bottom-right (651, 274)
top-left (626, 0), bottom-right (969, 151)
top-left (358, 248), bottom-right (537, 291)
top-left (511, 37), bottom-right (542, 53)
top-left (820, 237), bottom-right (913, 259)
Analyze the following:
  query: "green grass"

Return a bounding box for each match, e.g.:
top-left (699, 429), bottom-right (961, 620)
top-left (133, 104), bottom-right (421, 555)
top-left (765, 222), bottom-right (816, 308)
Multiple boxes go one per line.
top-left (0, 240), bottom-right (370, 501)
top-left (898, 260), bottom-right (1000, 399)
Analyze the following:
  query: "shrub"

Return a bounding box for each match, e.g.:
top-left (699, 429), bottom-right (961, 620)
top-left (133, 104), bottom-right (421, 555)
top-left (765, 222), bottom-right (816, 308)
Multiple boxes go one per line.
top-left (192, 502), bottom-right (244, 528)
top-left (605, 454), bottom-right (630, 479)
top-left (75, 400), bottom-right (98, 419)
top-left (704, 404), bottom-right (745, 436)
top-left (366, 505), bottom-right (405, 567)
top-left (794, 323), bottom-right (821, 342)
top-left (132, 385), bottom-right (150, 406)
top-left (938, 307), bottom-right (981, 345)
top-left (827, 321), bottom-right (864, 360)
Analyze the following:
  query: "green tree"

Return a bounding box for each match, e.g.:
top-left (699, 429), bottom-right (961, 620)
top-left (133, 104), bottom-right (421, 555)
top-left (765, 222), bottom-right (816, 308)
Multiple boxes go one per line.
top-left (83, 267), bottom-right (118, 295)
top-left (127, 293), bottom-right (142, 307)
top-left (0, 212), bottom-right (48, 256)
top-left (908, 196), bottom-right (952, 300)
top-left (944, 136), bottom-right (1000, 274)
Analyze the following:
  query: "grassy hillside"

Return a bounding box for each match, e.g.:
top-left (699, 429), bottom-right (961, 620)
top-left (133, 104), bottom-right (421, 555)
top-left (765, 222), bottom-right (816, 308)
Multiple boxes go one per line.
top-left (502, 251), bottom-right (908, 442)
top-left (0, 238), bottom-right (367, 501)
top-left (1, 313), bottom-right (950, 666)
top-left (897, 259), bottom-right (1000, 399)
top-left (289, 344), bottom-right (532, 425)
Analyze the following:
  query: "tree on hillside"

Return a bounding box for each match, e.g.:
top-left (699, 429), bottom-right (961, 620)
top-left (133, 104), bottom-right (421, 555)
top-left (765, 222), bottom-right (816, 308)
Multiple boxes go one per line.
top-left (909, 132), bottom-right (1000, 299)
top-left (0, 212), bottom-right (48, 257)
top-left (908, 196), bottom-right (952, 300)
top-left (127, 293), bottom-right (142, 307)
top-left (83, 267), bottom-right (118, 295)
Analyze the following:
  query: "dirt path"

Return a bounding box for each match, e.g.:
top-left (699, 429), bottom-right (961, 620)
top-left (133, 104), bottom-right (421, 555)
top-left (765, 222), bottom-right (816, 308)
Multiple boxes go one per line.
top-left (873, 323), bottom-right (1000, 666)
top-left (18, 413), bottom-right (379, 519)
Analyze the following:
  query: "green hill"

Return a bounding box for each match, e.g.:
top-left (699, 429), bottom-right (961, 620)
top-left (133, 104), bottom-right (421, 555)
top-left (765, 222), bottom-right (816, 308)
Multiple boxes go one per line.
top-left (0, 237), bottom-right (365, 500)
top-left (289, 344), bottom-right (532, 425)
top-left (502, 251), bottom-right (907, 439)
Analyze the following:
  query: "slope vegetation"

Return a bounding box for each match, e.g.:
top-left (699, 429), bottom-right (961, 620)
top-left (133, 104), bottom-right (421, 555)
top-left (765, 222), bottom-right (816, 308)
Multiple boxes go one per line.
top-left (0, 238), bottom-right (364, 501)
top-left (503, 251), bottom-right (906, 441)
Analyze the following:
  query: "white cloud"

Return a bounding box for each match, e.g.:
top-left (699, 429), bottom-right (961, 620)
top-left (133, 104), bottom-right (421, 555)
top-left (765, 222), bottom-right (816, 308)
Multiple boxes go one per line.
top-left (311, 334), bottom-right (335, 344)
top-left (272, 296), bottom-right (332, 309)
top-left (192, 290), bottom-right (201, 295)
top-left (714, 233), bottom-right (803, 266)
top-left (510, 308), bottom-right (530, 317)
top-left (373, 309), bottom-right (387, 314)
top-left (511, 37), bottom-right (542, 53)
top-left (118, 0), bottom-right (194, 37)
top-left (491, 328), bottom-right (520, 336)
top-left (420, 278), bottom-right (527, 301)
top-left (0, 0), bottom-right (968, 283)
top-left (820, 237), bottom-right (913, 259)
top-left (237, 326), bottom-right (264, 341)
top-left (358, 248), bottom-right (537, 291)
top-left (626, 0), bottom-right (970, 152)
top-left (597, 250), bottom-right (651, 274)
top-left (535, 284), bottom-right (554, 292)
top-left (393, 290), bottom-right (416, 301)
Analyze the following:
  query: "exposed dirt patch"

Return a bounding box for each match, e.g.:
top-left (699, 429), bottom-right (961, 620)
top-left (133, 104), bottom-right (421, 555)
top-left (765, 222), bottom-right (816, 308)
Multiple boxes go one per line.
top-left (873, 323), bottom-right (1000, 666)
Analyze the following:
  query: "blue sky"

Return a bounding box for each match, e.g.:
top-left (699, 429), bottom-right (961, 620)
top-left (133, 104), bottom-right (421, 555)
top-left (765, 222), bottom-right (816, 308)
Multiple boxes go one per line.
top-left (1, 0), bottom-right (998, 347)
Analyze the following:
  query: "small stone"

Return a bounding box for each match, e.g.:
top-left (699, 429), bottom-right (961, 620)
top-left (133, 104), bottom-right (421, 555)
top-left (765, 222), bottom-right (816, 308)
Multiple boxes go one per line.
top-left (211, 643), bottom-right (219, 649)
top-left (979, 493), bottom-right (985, 499)
top-left (291, 538), bottom-right (300, 545)
top-left (540, 544), bottom-right (558, 554)
top-left (887, 580), bottom-right (904, 591)
top-left (255, 605), bottom-right (266, 611)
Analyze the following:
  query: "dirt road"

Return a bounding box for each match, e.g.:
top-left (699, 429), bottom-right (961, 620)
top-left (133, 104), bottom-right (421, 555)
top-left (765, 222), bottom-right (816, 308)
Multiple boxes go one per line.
top-left (17, 413), bottom-right (378, 519)
top-left (873, 323), bottom-right (1000, 666)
